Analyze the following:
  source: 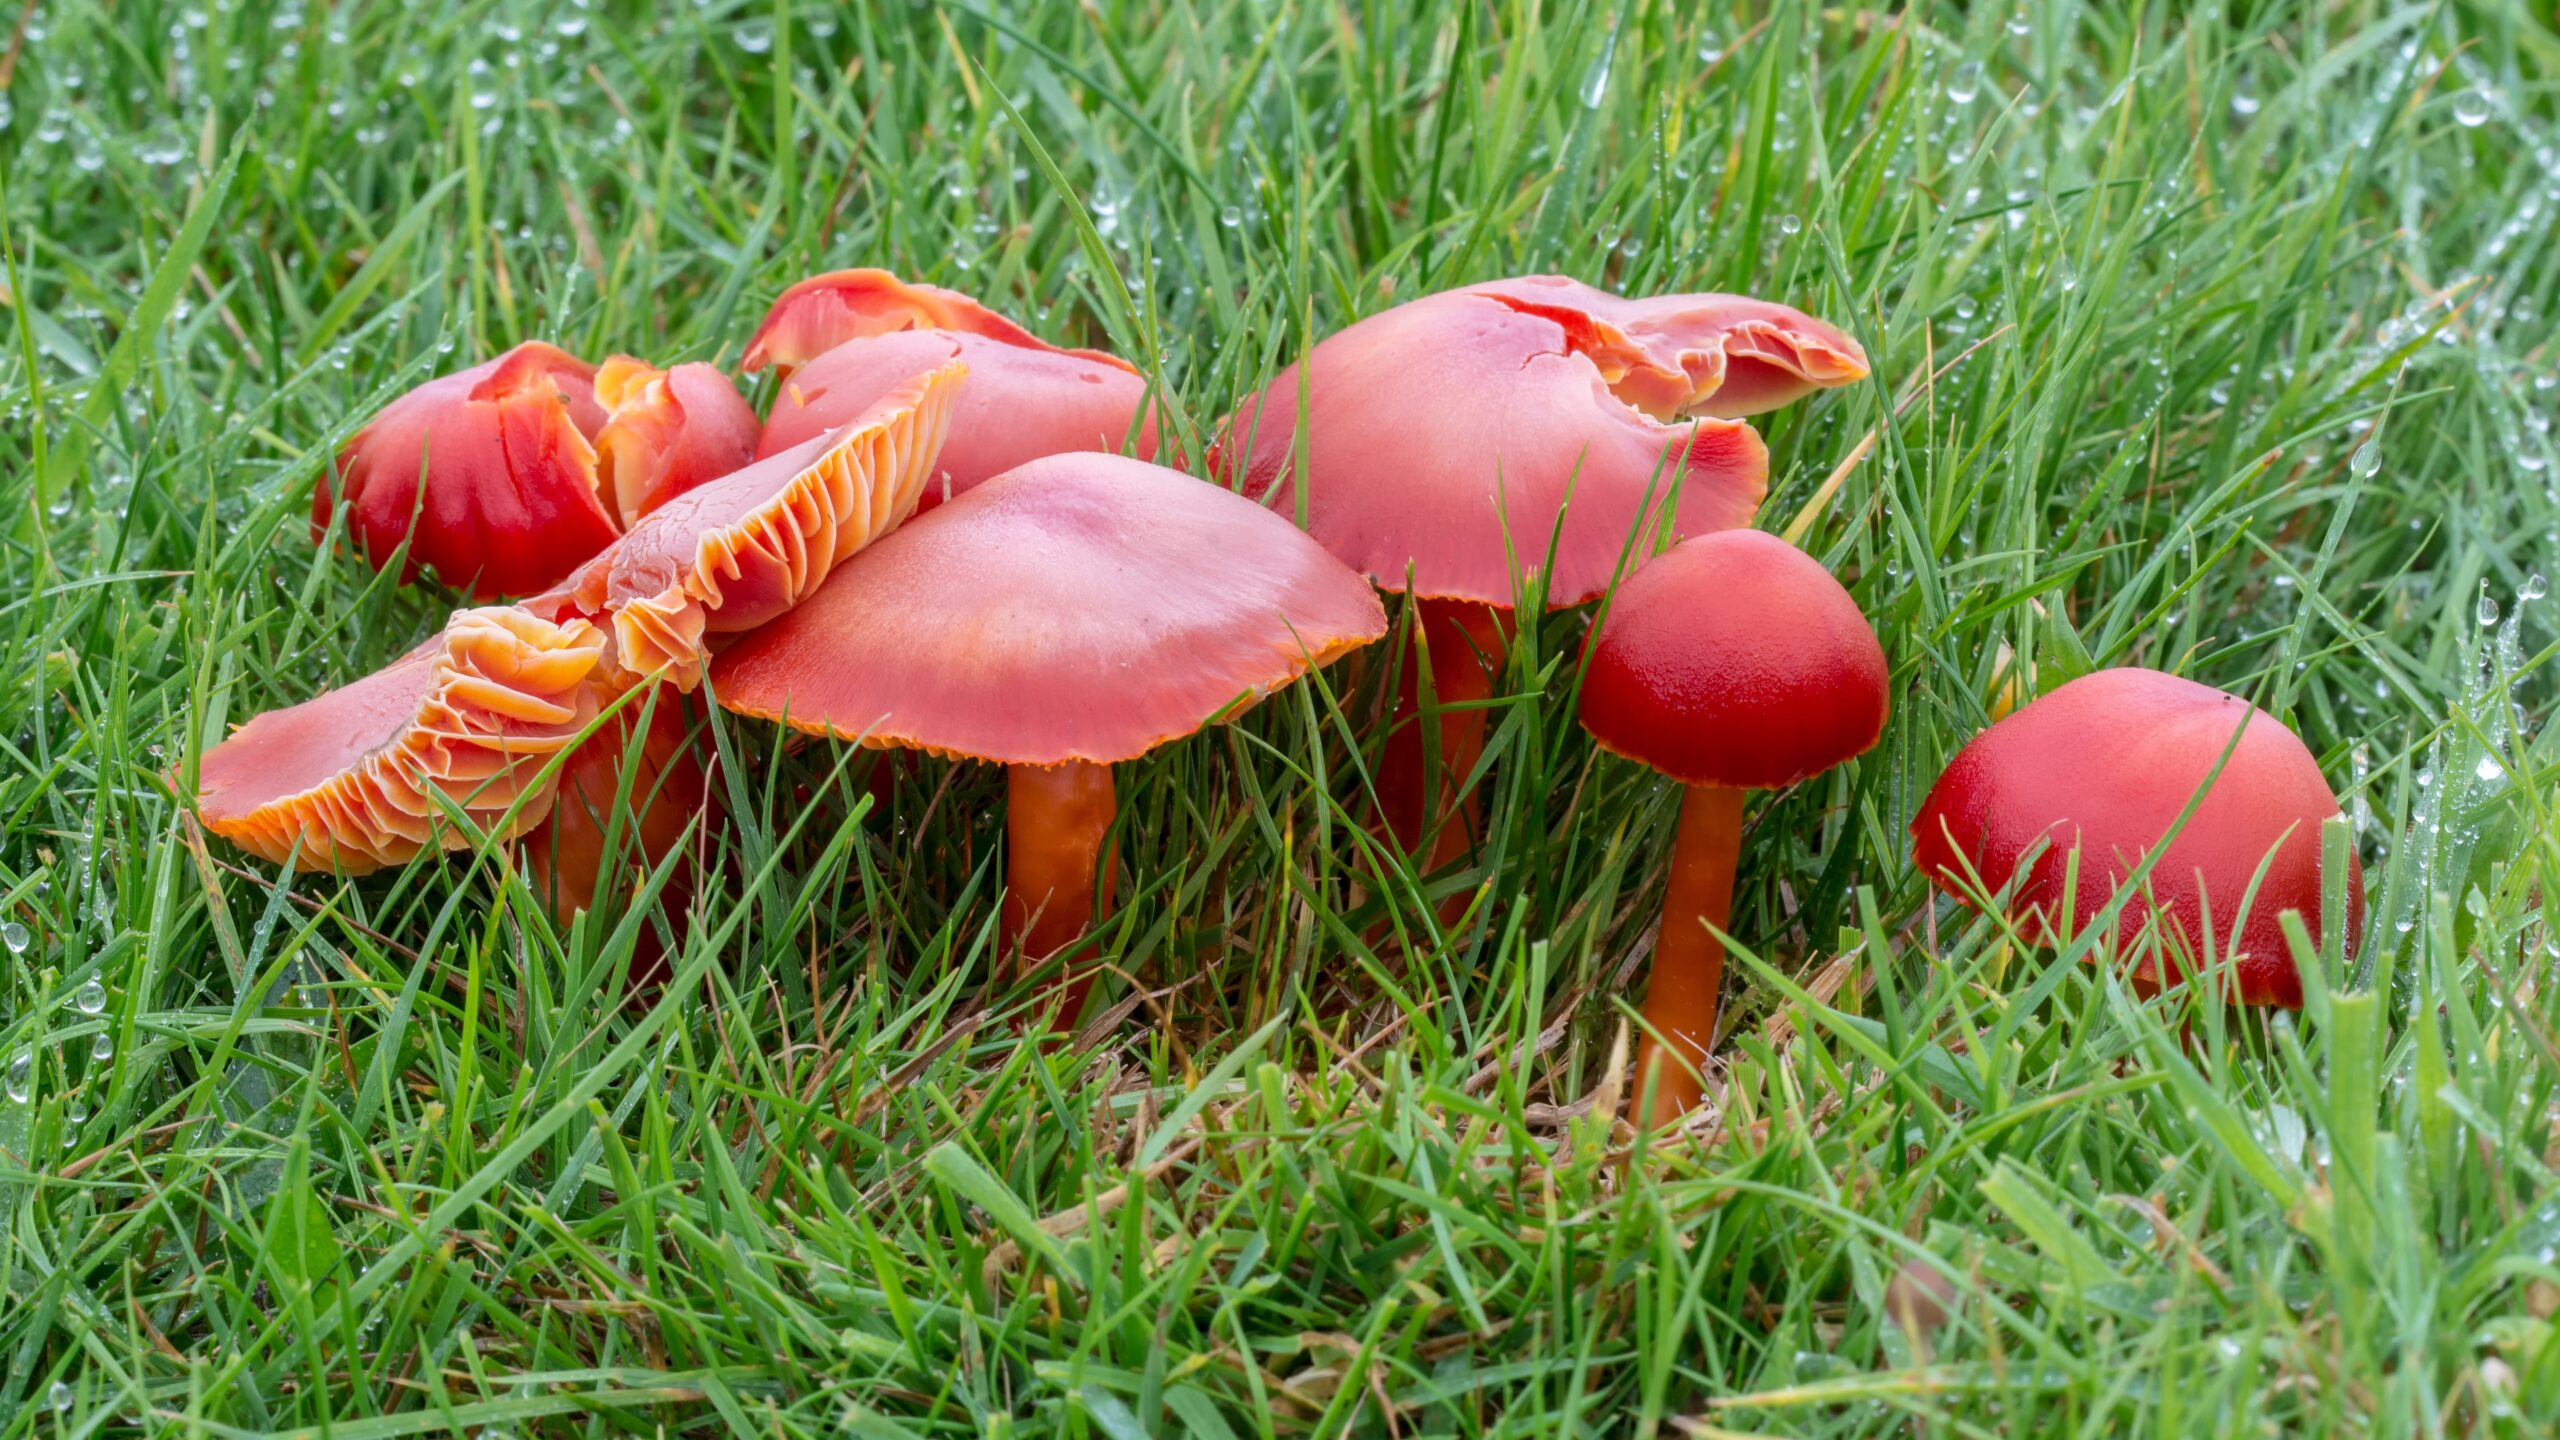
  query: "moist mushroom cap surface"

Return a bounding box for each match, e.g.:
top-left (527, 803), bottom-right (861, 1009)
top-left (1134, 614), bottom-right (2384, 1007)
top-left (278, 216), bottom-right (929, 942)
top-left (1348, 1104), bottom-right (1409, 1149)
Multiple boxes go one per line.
top-left (591, 357), bottom-right (763, 527)
top-left (758, 329), bottom-right (1154, 507)
top-left (1212, 289), bottom-right (1772, 608)
top-left (1909, 666), bottom-right (2364, 1008)
top-left (711, 452), bottom-right (1388, 766)
top-left (1577, 530), bottom-right (1888, 789)
top-left (321, 342), bottom-right (615, 599)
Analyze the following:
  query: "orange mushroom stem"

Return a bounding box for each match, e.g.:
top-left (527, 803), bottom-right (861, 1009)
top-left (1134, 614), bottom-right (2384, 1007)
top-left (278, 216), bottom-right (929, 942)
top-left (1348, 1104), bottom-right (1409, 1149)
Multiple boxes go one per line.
top-left (1004, 760), bottom-right (1119, 1024)
top-left (1632, 783), bottom-right (1745, 1128)
top-left (1378, 597), bottom-right (1509, 882)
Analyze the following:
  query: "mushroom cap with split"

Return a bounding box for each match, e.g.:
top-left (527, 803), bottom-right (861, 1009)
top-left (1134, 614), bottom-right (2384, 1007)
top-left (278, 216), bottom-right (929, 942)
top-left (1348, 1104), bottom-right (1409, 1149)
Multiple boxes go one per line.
top-left (757, 328), bottom-right (1157, 508)
top-left (740, 268), bottom-right (1122, 378)
top-left (710, 452), bottom-right (1388, 765)
top-left (1579, 530), bottom-right (1889, 790)
top-left (1909, 667), bottom-right (2364, 1009)
top-left (1212, 277), bottom-right (1867, 609)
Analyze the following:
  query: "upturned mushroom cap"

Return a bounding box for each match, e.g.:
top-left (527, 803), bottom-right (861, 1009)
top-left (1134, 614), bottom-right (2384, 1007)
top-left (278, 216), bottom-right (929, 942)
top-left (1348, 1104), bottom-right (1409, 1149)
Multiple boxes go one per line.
top-left (320, 342), bottom-right (615, 600)
top-left (1579, 530), bottom-right (1889, 789)
top-left (193, 607), bottom-right (607, 872)
top-left (566, 361), bottom-right (964, 688)
top-left (757, 329), bottom-right (1155, 508)
top-left (591, 357), bottom-right (763, 527)
top-left (1213, 285), bottom-right (1800, 608)
top-left (711, 453), bottom-right (1388, 766)
top-left (1463, 275), bottom-right (1870, 419)
top-left (1910, 667), bottom-right (2365, 1009)
top-left (740, 268), bottom-right (1119, 377)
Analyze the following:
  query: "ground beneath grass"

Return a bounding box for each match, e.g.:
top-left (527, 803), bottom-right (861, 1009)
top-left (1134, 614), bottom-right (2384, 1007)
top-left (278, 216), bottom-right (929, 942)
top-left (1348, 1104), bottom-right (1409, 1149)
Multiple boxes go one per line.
top-left (3, 2), bottom-right (2558, 1436)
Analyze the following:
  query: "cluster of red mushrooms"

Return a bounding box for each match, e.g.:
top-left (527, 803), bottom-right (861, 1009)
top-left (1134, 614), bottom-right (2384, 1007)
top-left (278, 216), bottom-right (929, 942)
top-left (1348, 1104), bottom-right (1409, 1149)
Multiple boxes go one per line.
top-left (189, 268), bottom-right (2365, 1132)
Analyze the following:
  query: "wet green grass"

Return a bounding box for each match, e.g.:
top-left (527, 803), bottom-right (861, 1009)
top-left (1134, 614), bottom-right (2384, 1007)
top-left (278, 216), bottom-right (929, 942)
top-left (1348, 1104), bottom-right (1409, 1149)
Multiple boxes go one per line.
top-left (2, 0), bottom-right (2558, 1434)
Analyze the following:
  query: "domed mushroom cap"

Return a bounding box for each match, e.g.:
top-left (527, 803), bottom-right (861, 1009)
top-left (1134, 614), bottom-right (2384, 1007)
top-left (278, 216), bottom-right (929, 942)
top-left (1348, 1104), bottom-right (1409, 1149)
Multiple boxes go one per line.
top-left (320, 342), bottom-right (615, 600)
top-left (740, 268), bottom-right (1116, 377)
top-left (758, 329), bottom-right (1155, 508)
top-left (592, 357), bottom-right (762, 528)
top-left (1578, 530), bottom-right (1888, 789)
top-left (712, 453), bottom-right (1388, 766)
top-left (567, 361), bottom-right (964, 688)
top-left (193, 607), bottom-right (607, 872)
top-left (1212, 288), bottom-right (1773, 608)
top-left (1910, 667), bottom-right (2364, 1009)
top-left (1463, 275), bottom-right (1869, 420)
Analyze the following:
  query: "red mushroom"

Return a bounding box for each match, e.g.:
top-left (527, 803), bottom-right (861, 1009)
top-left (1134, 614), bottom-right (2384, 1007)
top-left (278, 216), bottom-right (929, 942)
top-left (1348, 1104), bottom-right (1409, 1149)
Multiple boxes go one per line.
top-left (740, 268), bottom-right (1116, 380)
top-left (757, 329), bottom-right (1157, 509)
top-left (1578, 531), bottom-right (1888, 1127)
top-left (1215, 276), bottom-right (1866, 892)
top-left (712, 452), bottom-right (1386, 1025)
top-left (564, 361), bottom-right (964, 687)
top-left (1910, 667), bottom-right (2364, 1009)
top-left (319, 343), bottom-right (761, 599)
top-left (521, 685), bottom-right (719, 969)
top-left (192, 607), bottom-right (608, 871)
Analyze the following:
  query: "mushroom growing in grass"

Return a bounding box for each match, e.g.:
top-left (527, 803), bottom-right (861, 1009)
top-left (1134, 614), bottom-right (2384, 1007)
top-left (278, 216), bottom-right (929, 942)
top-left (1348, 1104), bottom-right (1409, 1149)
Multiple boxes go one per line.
top-left (192, 607), bottom-right (607, 871)
top-left (1215, 275), bottom-right (1865, 893)
top-left (521, 685), bottom-right (719, 945)
top-left (1577, 531), bottom-right (1888, 1129)
top-left (557, 361), bottom-right (964, 688)
top-left (1910, 668), bottom-right (2364, 1010)
top-left (320, 343), bottom-right (761, 599)
top-left (740, 268), bottom-right (1105, 380)
top-left (712, 452), bottom-right (1387, 1026)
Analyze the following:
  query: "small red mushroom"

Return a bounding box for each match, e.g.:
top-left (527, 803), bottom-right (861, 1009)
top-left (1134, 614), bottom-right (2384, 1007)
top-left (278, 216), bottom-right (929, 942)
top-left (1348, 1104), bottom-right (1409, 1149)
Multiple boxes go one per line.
top-left (1578, 531), bottom-right (1888, 1127)
top-left (192, 607), bottom-right (608, 871)
top-left (711, 452), bottom-right (1386, 1026)
top-left (320, 343), bottom-right (761, 599)
top-left (1910, 667), bottom-right (2364, 1009)
top-left (740, 268), bottom-right (1114, 380)
top-left (757, 329), bottom-right (1156, 509)
top-left (1215, 276), bottom-right (1866, 891)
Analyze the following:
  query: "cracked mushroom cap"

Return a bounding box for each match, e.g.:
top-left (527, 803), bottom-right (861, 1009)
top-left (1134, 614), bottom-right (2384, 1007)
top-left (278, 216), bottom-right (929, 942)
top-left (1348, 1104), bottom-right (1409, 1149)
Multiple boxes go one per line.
top-left (192, 607), bottom-right (607, 872)
top-left (320, 344), bottom-right (765, 599)
top-left (740, 268), bottom-right (1118, 377)
top-left (711, 452), bottom-right (1388, 767)
top-left (563, 360), bottom-right (964, 688)
top-left (758, 328), bottom-right (1156, 510)
top-left (1911, 668), bottom-right (2364, 1009)
top-left (591, 357), bottom-right (763, 528)
top-left (1463, 275), bottom-right (1869, 420)
top-left (1213, 279), bottom-right (1862, 608)
top-left (1578, 530), bottom-right (1888, 790)
top-left (320, 343), bottom-right (616, 600)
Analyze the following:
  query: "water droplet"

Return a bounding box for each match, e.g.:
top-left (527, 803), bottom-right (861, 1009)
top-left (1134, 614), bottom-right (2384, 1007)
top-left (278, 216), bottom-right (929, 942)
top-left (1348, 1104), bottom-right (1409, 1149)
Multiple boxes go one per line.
top-left (90, 1032), bottom-right (112, 1062)
top-left (1953, 296), bottom-right (1979, 320)
top-left (2476, 753), bottom-right (2506, 783)
top-left (2007, 12), bottom-right (2030, 37)
top-left (2350, 442), bottom-right (2381, 478)
top-left (1219, 205), bottom-right (1241, 229)
top-left (2521, 573), bottom-right (2548, 601)
top-left (49, 1381), bottom-right (72, 1411)
top-left (2479, 589), bottom-right (2500, 627)
top-left (1946, 62), bottom-right (1982, 104)
top-left (737, 22), bottom-right (772, 54)
top-left (73, 978), bottom-right (105, 1015)
top-left (5, 1051), bottom-right (28, 1103)
top-left (1, 921), bottom-right (26, 954)
top-left (1777, 213), bottom-right (1802, 236)
top-left (2453, 90), bottom-right (2492, 128)
top-left (2230, 88), bottom-right (2260, 118)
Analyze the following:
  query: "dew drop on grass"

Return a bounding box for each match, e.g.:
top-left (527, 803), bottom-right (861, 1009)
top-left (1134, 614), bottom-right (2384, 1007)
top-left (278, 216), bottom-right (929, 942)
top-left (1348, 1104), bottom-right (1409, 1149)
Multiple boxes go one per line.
top-left (2479, 589), bottom-right (2500, 627)
top-left (737, 22), bottom-right (773, 54)
top-left (2, 921), bottom-right (25, 954)
top-left (2007, 11), bottom-right (2030, 36)
top-left (1954, 295), bottom-right (1979, 320)
top-left (2522, 573), bottom-right (2549, 601)
top-left (2350, 442), bottom-right (2381, 478)
top-left (1219, 205), bottom-right (1241, 228)
top-left (2230, 88), bottom-right (2259, 118)
top-left (1777, 213), bottom-right (1802, 236)
top-left (2477, 753), bottom-right (2506, 783)
top-left (1946, 62), bottom-right (1982, 104)
top-left (5, 1051), bottom-right (28, 1103)
top-left (2453, 90), bottom-right (2492, 128)
top-left (74, 978), bottom-right (105, 1015)
top-left (90, 1032), bottom-right (112, 1062)
top-left (49, 1382), bottom-right (72, 1411)
top-left (1697, 34), bottom-right (1721, 63)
